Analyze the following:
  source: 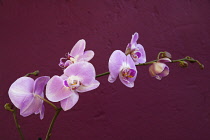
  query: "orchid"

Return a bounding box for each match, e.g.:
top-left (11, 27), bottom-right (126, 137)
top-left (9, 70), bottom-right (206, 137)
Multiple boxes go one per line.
top-left (46, 61), bottom-right (100, 111)
top-left (59, 39), bottom-right (94, 69)
top-left (125, 32), bottom-right (146, 64)
top-left (108, 50), bottom-right (137, 88)
top-left (8, 76), bottom-right (50, 119)
top-left (149, 58), bottom-right (171, 80)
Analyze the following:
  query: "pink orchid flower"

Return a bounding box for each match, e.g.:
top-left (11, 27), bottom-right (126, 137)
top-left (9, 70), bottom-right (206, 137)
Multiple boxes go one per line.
top-left (125, 32), bottom-right (146, 64)
top-left (149, 58), bottom-right (171, 80)
top-left (8, 76), bottom-right (50, 119)
top-left (108, 50), bottom-right (137, 88)
top-left (46, 61), bottom-right (100, 111)
top-left (59, 39), bottom-right (94, 69)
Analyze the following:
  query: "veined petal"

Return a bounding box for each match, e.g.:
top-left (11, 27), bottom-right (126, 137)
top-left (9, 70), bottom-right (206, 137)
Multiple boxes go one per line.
top-left (34, 76), bottom-right (50, 96)
top-left (77, 80), bottom-right (100, 93)
top-left (108, 50), bottom-right (126, 83)
top-left (136, 44), bottom-right (146, 64)
top-left (70, 39), bottom-right (86, 57)
top-left (131, 32), bottom-right (139, 45)
top-left (46, 76), bottom-right (71, 102)
top-left (8, 77), bottom-right (34, 109)
top-left (60, 92), bottom-right (79, 111)
top-left (20, 95), bottom-right (42, 117)
top-left (77, 50), bottom-right (94, 62)
top-left (64, 62), bottom-right (96, 86)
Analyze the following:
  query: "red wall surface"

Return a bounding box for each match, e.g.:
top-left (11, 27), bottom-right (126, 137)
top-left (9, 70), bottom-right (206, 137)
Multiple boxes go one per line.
top-left (0, 0), bottom-right (210, 140)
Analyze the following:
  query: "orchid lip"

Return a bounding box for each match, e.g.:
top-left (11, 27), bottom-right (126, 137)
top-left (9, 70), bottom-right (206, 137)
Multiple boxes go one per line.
top-left (121, 68), bottom-right (136, 78)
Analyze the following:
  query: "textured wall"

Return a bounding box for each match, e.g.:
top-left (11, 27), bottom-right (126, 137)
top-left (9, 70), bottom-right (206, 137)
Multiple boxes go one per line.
top-left (0, 0), bottom-right (210, 140)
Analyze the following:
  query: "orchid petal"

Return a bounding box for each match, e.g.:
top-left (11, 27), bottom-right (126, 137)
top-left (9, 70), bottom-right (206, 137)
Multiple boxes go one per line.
top-left (131, 32), bottom-right (139, 44)
top-left (60, 92), bottom-right (79, 111)
top-left (108, 50), bottom-right (126, 83)
top-left (64, 62), bottom-right (96, 86)
top-left (46, 76), bottom-right (71, 102)
top-left (77, 80), bottom-right (100, 93)
top-left (126, 54), bottom-right (137, 71)
top-left (136, 44), bottom-right (146, 63)
top-left (8, 77), bottom-right (34, 109)
top-left (158, 65), bottom-right (170, 77)
top-left (20, 96), bottom-right (42, 117)
top-left (70, 39), bottom-right (86, 57)
top-left (158, 58), bottom-right (171, 63)
top-left (77, 50), bottom-right (94, 62)
top-left (39, 105), bottom-right (45, 120)
top-left (34, 76), bottom-right (50, 96)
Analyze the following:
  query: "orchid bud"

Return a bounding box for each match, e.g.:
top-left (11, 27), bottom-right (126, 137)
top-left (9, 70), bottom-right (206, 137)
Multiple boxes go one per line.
top-left (179, 61), bottom-right (188, 68)
top-left (200, 64), bottom-right (204, 69)
top-left (161, 51), bottom-right (172, 59)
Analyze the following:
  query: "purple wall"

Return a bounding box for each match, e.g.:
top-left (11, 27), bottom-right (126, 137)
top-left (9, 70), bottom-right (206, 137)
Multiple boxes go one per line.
top-left (0, 0), bottom-right (210, 140)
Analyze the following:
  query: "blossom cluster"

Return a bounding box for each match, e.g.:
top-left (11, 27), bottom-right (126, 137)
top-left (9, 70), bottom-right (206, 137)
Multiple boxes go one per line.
top-left (8, 32), bottom-right (171, 119)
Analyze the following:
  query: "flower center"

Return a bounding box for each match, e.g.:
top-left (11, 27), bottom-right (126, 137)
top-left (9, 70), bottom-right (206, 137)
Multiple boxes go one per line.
top-left (63, 77), bottom-right (81, 90)
top-left (121, 68), bottom-right (136, 78)
top-left (131, 50), bottom-right (141, 60)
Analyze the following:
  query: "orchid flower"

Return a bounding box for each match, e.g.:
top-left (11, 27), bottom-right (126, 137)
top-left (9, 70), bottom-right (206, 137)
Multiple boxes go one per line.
top-left (149, 58), bottom-right (171, 80)
top-left (46, 61), bottom-right (100, 111)
top-left (59, 39), bottom-right (94, 69)
top-left (8, 76), bottom-right (50, 119)
top-left (108, 50), bottom-right (137, 88)
top-left (125, 32), bottom-right (146, 64)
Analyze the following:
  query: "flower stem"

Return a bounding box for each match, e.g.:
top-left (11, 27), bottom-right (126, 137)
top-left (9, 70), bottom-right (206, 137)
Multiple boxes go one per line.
top-left (12, 108), bottom-right (24, 140)
top-left (35, 94), bottom-right (58, 111)
top-left (96, 56), bottom-right (203, 78)
top-left (45, 108), bottom-right (62, 140)
top-left (24, 70), bottom-right (39, 77)
top-left (35, 95), bottom-right (62, 140)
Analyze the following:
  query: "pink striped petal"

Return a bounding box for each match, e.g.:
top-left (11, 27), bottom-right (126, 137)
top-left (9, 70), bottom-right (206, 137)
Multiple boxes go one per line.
top-left (77, 50), bottom-right (94, 62)
top-left (77, 80), bottom-right (100, 93)
top-left (70, 39), bottom-right (86, 57)
top-left (46, 76), bottom-right (72, 102)
top-left (8, 77), bottom-right (34, 109)
top-left (108, 50), bottom-right (126, 83)
top-left (33, 76), bottom-right (50, 96)
top-left (136, 44), bottom-right (146, 64)
top-left (60, 92), bottom-right (79, 111)
top-left (131, 32), bottom-right (139, 44)
top-left (20, 95), bottom-right (42, 117)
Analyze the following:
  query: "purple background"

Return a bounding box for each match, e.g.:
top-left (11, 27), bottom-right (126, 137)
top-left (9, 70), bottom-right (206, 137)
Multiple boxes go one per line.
top-left (0, 0), bottom-right (210, 140)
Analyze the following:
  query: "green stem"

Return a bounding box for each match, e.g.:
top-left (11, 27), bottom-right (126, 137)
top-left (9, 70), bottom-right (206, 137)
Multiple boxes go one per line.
top-left (45, 108), bottom-right (62, 140)
top-left (35, 94), bottom-right (62, 140)
top-left (35, 95), bottom-right (58, 111)
top-left (95, 57), bottom-right (201, 78)
top-left (12, 108), bottom-right (24, 140)
top-left (24, 70), bottom-right (39, 77)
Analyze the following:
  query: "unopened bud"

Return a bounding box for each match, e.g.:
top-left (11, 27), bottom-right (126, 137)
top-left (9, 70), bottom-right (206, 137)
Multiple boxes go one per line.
top-left (200, 64), bottom-right (204, 69)
top-left (179, 61), bottom-right (188, 68)
top-left (161, 51), bottom-right (172, 59)
top-left (4, 103), bottom-right (14, 112)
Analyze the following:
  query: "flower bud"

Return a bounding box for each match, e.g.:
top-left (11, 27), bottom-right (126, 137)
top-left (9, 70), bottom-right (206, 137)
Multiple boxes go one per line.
top-left (200, 64), bottom-right (204, 69)
top-left (179, 61), bottom-right (188, 68)
top-left (161, 51), bottom-right (172, 59)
